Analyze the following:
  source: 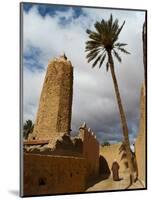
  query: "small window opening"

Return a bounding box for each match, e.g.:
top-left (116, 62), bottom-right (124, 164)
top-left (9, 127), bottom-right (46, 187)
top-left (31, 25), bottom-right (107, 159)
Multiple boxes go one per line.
top-left (38, 178), bottom-right (46, 186)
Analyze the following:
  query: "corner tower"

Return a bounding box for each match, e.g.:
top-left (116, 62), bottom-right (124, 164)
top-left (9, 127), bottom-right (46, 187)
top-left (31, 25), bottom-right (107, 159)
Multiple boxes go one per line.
top-left (32, 55), bottom-right (73, 140)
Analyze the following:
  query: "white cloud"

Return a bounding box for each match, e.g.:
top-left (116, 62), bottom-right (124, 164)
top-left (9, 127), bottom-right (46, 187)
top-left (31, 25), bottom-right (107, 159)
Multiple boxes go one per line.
top-left (23, 5), bottom-right (145, 143)
top-left (23, 68), bottom-right (45, 121)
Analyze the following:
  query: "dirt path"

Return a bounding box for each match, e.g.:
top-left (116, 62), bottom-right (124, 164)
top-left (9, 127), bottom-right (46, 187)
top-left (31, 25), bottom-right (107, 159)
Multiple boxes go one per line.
top-left (86, 171), bottom-right (144, 192)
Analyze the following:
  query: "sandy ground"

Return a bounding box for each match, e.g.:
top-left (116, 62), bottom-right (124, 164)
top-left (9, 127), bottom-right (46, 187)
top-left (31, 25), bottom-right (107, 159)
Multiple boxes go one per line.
top-left (86, 171), bottom-right (144, 192)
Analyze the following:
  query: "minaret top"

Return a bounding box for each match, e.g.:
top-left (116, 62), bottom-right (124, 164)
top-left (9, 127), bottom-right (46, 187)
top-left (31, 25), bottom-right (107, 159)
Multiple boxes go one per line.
top-left (50, 53), bottom-right (72, 67)
top-left (59, 53), bottom-right (67, 60)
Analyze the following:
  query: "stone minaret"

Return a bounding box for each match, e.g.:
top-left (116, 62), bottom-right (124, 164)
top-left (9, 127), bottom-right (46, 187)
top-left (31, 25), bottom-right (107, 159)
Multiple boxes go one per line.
top-left (32, 55), bottom-right (73, 140)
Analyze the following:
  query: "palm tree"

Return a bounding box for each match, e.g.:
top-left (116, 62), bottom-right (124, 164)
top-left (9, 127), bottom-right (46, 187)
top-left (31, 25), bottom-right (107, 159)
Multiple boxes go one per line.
top-left (23, 120), bottom-right (34, 139)
top-left (85, 14), bottom-right (134, 182)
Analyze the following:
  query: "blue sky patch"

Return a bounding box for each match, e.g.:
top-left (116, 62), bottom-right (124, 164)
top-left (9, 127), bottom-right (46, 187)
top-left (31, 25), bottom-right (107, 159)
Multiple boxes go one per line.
top-left (23, 3), bottom-right (33, 12)
top-left (23, 2), bottom-right (84, 18)
top-left (23, 45), bottom-right (44, 71)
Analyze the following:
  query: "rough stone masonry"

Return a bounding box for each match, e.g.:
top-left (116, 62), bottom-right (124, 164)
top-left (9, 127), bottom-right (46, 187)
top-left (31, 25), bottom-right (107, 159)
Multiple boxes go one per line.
top-left (31, 55), bottom-right (73, 141)
top-left (23, 55), bottom-right (100, 195)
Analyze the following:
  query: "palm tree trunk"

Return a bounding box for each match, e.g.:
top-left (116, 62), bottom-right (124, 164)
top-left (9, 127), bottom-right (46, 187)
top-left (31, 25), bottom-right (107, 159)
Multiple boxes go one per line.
top-left (107, 50), bottom-right (135, 183)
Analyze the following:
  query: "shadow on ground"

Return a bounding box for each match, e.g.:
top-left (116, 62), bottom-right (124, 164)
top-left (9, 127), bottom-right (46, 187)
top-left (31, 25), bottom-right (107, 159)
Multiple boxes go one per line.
top-left (86, 174), bottom-right (110, 190)
top-left (86, 155), bottom-right (112, 189)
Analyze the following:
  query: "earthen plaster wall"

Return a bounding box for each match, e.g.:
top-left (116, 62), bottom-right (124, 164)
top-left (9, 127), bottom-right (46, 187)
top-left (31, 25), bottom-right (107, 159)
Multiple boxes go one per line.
top-left (33, 57), bottom-right (73, 140)
top-left (24, 153), bottom-right (86, 196)
top-left (79, 126), bottom-right (100, 180)
top-left (135, 84), bottom-right (146, 184)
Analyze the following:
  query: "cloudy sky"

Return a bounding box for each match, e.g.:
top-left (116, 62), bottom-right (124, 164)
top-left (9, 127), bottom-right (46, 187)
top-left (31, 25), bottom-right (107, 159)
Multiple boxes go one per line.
top-left (22, 3), bottom-right (145, 144)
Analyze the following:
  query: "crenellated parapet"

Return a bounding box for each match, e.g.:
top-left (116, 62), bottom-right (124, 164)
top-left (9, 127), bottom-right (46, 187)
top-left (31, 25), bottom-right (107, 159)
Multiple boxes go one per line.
top-left (79, 122), bottom-right (100, 180)
top-left (79, 122), bottom-right (98, 142)
top-left (24, 55), bottom-right (100, 188)
top-left (24, 121), bottom-right (100, 181)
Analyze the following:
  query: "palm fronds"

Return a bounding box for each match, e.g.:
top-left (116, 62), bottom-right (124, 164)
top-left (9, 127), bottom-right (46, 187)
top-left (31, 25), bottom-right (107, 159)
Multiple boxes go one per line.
top-left (113, 49), bottom-right (122, 62)
top-left (85, 14), bottom-right (130, 69)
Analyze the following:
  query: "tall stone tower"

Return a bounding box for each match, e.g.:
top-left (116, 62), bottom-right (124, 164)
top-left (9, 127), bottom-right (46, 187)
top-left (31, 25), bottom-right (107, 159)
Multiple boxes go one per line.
top-left (32, 55), bottom-right (73, 140)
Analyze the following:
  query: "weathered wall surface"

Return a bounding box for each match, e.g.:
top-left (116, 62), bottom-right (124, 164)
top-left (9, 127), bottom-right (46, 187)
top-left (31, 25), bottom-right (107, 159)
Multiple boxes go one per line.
top-left (135, 84), bottom-right (146, 184)
top-left (24, 153), bottom-right (86, 196)
top-left (24, 55), bottom-right (100, 194)
top-left (25, 133), bottom-right (83, 157)
top-left (32, 56), bottom-right (73, 141)
top-left (100, 143), bottom-right (128, 174)
top-left (25, 123), bottom-right (100, 182)
top-left (79, 124), bottom-right (100, 181)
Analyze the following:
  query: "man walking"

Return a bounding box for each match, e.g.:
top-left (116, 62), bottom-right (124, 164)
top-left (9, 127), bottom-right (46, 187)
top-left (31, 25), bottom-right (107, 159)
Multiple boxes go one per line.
top-left (111, 159), bottom-right (120, 181)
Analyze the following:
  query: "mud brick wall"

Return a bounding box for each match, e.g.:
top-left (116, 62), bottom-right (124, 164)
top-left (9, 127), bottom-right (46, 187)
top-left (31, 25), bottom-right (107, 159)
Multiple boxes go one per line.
top-left (79, 125), bottom-right (100, 181)
top-left (23, 153), bottom-right (86, 196)
top-left (135, 84), bottom-right (146, 184)
top-left (33, 57), bottom-right (73, 140)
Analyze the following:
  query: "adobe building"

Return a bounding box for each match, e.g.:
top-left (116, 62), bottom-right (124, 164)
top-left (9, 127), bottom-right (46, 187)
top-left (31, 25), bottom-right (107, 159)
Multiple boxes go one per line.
top-left (24, 123), bottom-right (100, 196)
top-left (24, 55), bottom-right (100, 195)
top-left (135, 21), bottom-right (146, 186)
top-left (29, 55), bottom-right (73, 141)
top-left (135, 83), bottom-right (146, 185)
